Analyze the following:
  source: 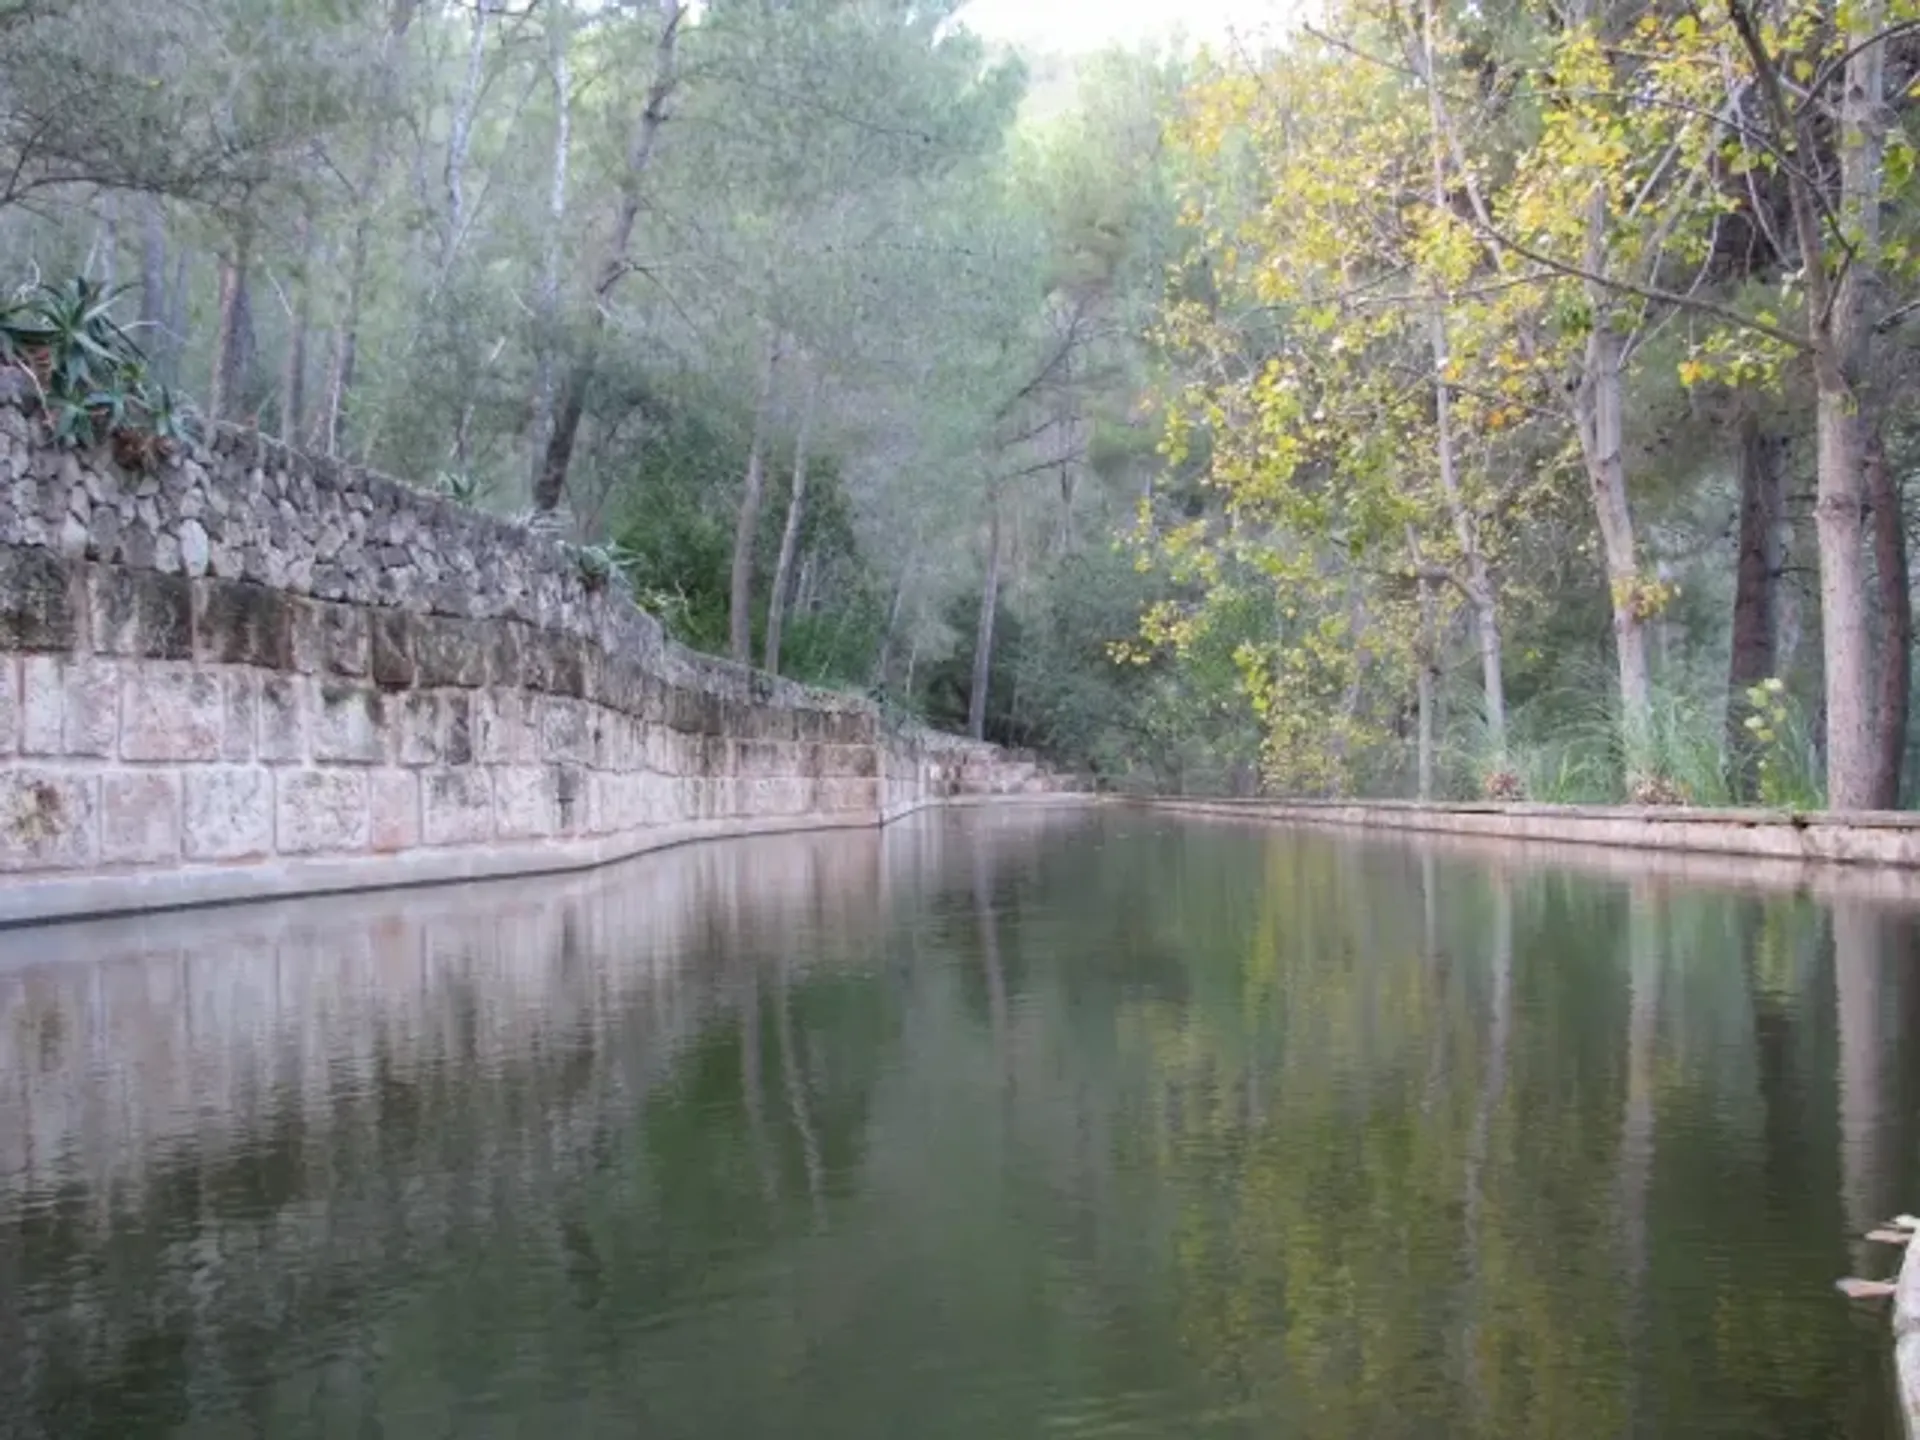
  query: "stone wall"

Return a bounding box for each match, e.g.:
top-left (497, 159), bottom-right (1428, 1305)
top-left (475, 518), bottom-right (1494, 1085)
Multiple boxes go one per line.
top-left (0, 402), bottom-right (1070, 923)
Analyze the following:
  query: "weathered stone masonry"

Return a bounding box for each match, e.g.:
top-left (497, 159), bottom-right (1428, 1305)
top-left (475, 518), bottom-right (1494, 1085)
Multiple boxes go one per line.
top-left (0, 402), bottom-right (1063, 922)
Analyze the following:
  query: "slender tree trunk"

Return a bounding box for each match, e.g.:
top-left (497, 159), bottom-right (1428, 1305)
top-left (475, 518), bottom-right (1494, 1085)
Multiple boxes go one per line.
top-left (967, 485), bottom-right (1002, 741)
top-left (1418, 0), bottom-right (1505, 757)
top-left (1416, 566), bottom-right (1438, 801)
top-left (727, 333), bottom-right (783, 664)
top-left (872, 540), bottom-right (918, 688)
top-left (764, 377), bottom-right (816, 676)
top-left (279, 209), bottom-right (314, 445)
top-left (533, 0), bottom-right (683, 513)
top-left (1727, 411), bottom-right (1785, 797)
top-left (1055, 454), bottom-right (1076, 555)
top-left (164, 249), bottom-right (188, 390)
top-left (1053, 352), bottom-right (1079, 556)
top-left (139, 195), bottom-right (167, 372)
top-left (208, 227), bottom-right (255, 424)
top-left (1867, 434), bottom-right (1909, 808)
top-left (317, 312), bottom-right (356, 455)
top-left (1428, 299), bottom-right (1506, 755)
top-left (317, 0), bottom-right (418, 457)
top-left (530, 0), bottom-right (572, 490)
top-left (1574, 318), bottom-right (1653, 771)
top-left (92, 194), bottom-right (118, 291)
top-left (442, 0), bottom-right (492, 274)
top-left (795, 549), bottom-right (817, 617)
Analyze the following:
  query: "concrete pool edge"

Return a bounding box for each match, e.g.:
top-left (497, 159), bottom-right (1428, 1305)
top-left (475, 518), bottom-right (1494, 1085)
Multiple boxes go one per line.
top-left (0, 792), bottom-right (1096, 929)
top-left (1127, 796), bottom-right (1920, 868)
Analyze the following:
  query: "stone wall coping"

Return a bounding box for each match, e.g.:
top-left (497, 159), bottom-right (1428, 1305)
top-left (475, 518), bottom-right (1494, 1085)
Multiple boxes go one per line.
top-left (1130, 796), bottom-right (1920, 872)
top-left (1142, 795), bottom-right (1920, 831)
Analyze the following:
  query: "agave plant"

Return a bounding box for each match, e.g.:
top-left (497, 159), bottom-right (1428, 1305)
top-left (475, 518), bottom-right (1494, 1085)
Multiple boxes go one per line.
top-left (433, 470), bottom-right (491, 507)
top-left (0, 276), bottom-right (192, 462)
top-left (567, 540), bottom-right (642, 593)
top-left (142, 386), bottom-right (195, 444)
top-left (1, 278), bottom-right (143, 397)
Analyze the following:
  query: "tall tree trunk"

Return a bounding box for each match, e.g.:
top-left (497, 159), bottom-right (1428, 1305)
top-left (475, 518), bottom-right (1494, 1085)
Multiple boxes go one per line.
top-left (1418, 0), bottom-right (1505, 756)
top-left (279, 208), bottom-right (314, 445)
top-left (442, 0), bottom-right (492, 275)
top-left (1053, 350), bottom-right (1079, 556)
top-left (1814, 382), bottom-right (1879, 810)
top-left (1867, 434), bottom-right (1909, 808)
top-left (1727, 411), bottom-right (1785, 797)
top-left (316, 310), bottom-right (357, 455)
top-left (164, 249), bottom-right (189, 391)
top-left (1795, 0), bottom-right (1882, 809)
top-left (764, 376), bottom-right (816, 676)
top-left (91, 194), bottom-right (118, 291)
top-left (967, 485), bottom-right (1002, 741)
top-left (1727, 0), bottom-right (1884, 808)
top-left (795, 549), bottom-right (817, 617)
top-left (1415, 561), bottom-right (1438, 801)
top-left (138, 195), bottom-right (167, 375)
top-left (872, 540), bottom-right (918, 689)
top-left (1428, 299), bottom-right (1506, 755)
top-left (321, 212), bottom-right (370, 454)
top-left (207, 228), bottom-right (255, 424)
top-left (316, 0), bottom-right (416, 457)
top-left (530, 0), bottom-right (572, 493)
top-left (1575, 318), bottom-right (1653, 772)
top-left (1422, 0), bottom-right (1652, 772)
top-left (533, 0), bottom-right (683, 513)
top-left (728, 332), bottom-right (783, 663)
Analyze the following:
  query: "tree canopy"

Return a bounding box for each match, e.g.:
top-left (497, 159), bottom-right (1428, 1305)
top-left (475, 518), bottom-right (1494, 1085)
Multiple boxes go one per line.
top-left (4, 0), bottom-right (1917, 803)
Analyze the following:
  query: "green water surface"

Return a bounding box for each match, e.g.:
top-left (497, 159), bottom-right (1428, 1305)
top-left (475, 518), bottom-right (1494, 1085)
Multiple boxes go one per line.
top-left (1, 807), bottom-right (1914, 1437)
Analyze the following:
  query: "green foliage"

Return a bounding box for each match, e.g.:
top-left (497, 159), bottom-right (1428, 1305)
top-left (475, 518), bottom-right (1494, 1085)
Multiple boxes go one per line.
top-left (1455, 669), bottom-right (1736, 807)
top-left (432, 470), bottom-right (491, 508)
top-left (567, 540), bottom-right (644, 594)
top-left (0, 276), bottom-right (195, 455)
top-left (1741, 679), bottom-right (1824, 811)
top-left (4, 0), bottom-right (1899, 800)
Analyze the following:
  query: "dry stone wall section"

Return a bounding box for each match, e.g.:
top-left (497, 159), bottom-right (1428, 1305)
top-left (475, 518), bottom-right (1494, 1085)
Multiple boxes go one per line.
top-left (0, 403), bottom-right (1064, 921)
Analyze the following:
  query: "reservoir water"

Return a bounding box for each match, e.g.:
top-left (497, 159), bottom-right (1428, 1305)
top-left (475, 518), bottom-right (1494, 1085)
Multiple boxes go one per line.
top-left (1, 806), bottom-right (1915, 1437)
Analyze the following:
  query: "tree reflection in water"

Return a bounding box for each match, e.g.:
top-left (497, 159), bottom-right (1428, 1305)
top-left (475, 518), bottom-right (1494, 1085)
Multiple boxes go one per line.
top-left (0, 809), bottom-right (1914, 1438)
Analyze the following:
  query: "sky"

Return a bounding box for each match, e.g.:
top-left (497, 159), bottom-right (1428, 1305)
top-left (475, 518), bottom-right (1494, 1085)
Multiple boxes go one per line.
top-left (958, 0), bottom-right (1295, 55)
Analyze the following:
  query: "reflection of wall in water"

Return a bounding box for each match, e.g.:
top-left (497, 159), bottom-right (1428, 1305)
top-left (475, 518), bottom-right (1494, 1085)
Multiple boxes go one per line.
top-left (0, 807), bottom-right (1097, 1423)
top-left (0, 806), bottom-right (1095, 1211)
top-left (0, 830), bottom-right (899, 1206)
